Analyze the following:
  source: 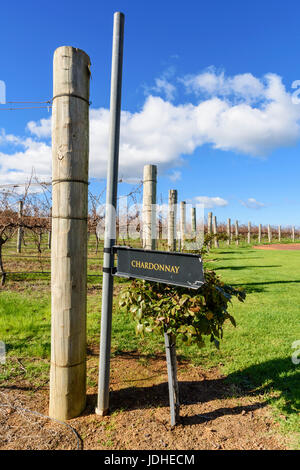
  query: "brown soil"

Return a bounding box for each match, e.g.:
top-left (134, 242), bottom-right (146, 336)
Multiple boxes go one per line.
top-left (254, 244), bottom-right (300, 250)
top-left (0, 353), bottom-right (288, 451)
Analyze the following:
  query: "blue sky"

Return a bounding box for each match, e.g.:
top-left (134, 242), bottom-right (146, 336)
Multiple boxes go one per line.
top-left (1, 0), bottom-right (300, 226)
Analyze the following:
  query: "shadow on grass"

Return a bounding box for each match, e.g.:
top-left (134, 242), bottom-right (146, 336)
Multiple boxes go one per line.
top-left (7, 272), bottom-right (50, 282)
top-left (214, 265), bottom-right (281, 271)
top-left (231, 279), bottom-right (300, 293)
top-left (4, 337), bottom-right (51, 355)
top-left (213, 250), bottom-right (260, 255)
top-left (227, 356), bottom-right (300, 418)
top-left (208, 257), bottom-right (263, 261)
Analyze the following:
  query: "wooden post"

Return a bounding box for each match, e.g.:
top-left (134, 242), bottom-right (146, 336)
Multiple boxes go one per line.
top-left (258, 224), bottom-right (262, 244)
top-left (168, 190), bottom-right (177, 251)
top-left (227, 218), bottom-right (231, 245)
top-left (180, 201), bottom-right (186, 250)
top-left (207, 211), bottom-right (212, 247)
top-left (17, 200), bottom-right (23, 253)
top-left (142, 165), bottom-right (157, 250)
top-left (268, 224), bottom-right (272, 243)
top-left (213, 215), bottom-right (219, 248)
top-left (177, 231), bottom-right (182, 252)
top-left (235, 220), bottom-right (239, 245)
top-left (292, 226), bottom-right (295, 242)
top-left (278, 225), bottom-right (281, 242)
top-left (191, 207), bottom-right (196, 239)
top-left (49, 46), bottom-right (90, 420)
top-left (248, 221), bottom-right (251, 244)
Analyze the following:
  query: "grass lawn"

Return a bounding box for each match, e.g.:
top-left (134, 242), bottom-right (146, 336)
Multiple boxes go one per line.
top-left (203, 245), bottom-right (300, 446)
top-left (0, 239), bottom-right (299, 447)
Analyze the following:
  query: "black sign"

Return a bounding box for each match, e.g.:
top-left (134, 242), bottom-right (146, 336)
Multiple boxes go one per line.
top-left (113, 246), bottom-right (205, 289)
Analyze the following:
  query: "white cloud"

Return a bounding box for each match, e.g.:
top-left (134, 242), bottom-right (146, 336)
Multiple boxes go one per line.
top-left (181, 67), bottom-right (265, 103)
top-left (27, 118), bottom-right (52, 138)
top-left (0, 130), bottom-right (51, 185)
top-left (153, 78), bottom-right (176, 101)
top-left (90, 97), bottom-right (201, 180)
top-left (1, 69), bottom-right (300, 186)
top-left (145, 66), bottom-right (177, 102)
top-left (168, 170), bottom-right (182, 182)
top-left (241, 198), bottom-right (265, 209)
top-left (194, 196), bottom-right (228, 209)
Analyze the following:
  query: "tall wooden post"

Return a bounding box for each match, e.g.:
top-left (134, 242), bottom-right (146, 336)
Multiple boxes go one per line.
top-left (168, 189), bottom-right (177, 251)
top-left (227, 218), bottom-right (231, 245)
top-left (180, 201), bottom-right (186, 251)
top-left (207, 211), bottom-right (212, 247)
top-left (177, 231), bottom-right (182, 252)
top-left (248, 221), bottom-right (251, 244)
top-left (49, 46), bottom-right (90, 420)
top-left (213, 215), bottom-right (219, 248)
top-left (268, 224), bottom-right (272, 243)
top-left (292, 226), bottom-right (295, 242)
top-left (258, 224), bottom-right (262, 244)
top-left (17, 200), bottom-right (23, 253)
top-left (142, 165), bottom-right (157, 250)
top-left (191, 207), bottom-right (196, 239)
top-left (278, 225), bottom-right (281, 242)
top-left (235, 220), bottom-right (239, 245)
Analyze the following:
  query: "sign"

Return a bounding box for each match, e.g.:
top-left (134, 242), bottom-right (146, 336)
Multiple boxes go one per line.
top-left (113, 246), bottom-right (205, 289)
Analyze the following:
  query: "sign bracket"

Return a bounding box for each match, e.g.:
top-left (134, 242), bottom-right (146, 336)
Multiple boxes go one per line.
top-left (102, 267), bottom-right (117, 275)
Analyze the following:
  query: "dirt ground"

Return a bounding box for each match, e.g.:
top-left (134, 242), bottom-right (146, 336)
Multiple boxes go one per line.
top-left (254, 244), bottom-right (300, 250)
top-left (0, 352), bottom-right (289, 451)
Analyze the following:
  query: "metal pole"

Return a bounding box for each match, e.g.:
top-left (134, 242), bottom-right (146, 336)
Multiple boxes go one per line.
top-left (96, 12), bottom-right (125, 416)
top-left (164, 328), bottom-right (180, 426)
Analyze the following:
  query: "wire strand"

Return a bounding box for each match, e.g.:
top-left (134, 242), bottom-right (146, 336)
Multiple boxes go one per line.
top-left (0, 183), bottom-right (51, 188)
top-left (0, 402), bottom-right (82, 450)
top-left (0, 106), bottom-right (52, 110)
top-left (6, 100), bottom-right (52, 104)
